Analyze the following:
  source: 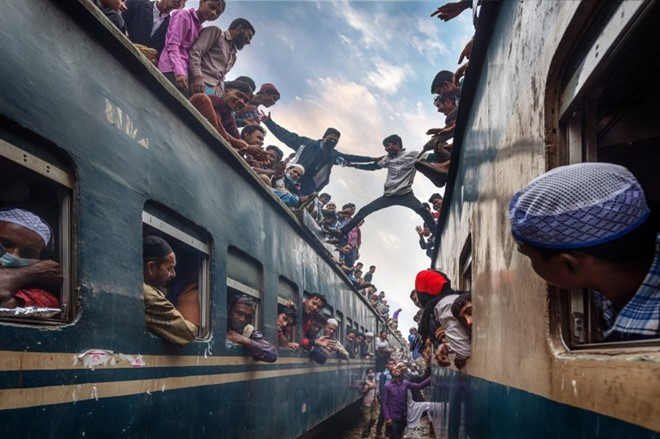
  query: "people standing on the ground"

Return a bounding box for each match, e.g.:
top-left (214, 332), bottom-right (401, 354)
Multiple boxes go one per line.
top-left (361, 367), bottom-right (379, 438)
top-left (382, 363), bottom-right (431, 439)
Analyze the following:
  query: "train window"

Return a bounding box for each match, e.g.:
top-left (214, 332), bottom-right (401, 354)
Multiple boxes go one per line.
top-left (227, 246), bottom-right (262, 330)
top-left (335, 311), bottom-right (344, 342)
top-left (553, 1), bottom-right (660, 348)
top-left (0, 137), bottom-right (75, 325)
top-left (322, 306), bottom-right (333, 321)
top-left (142, 206), bottom-right (211, 339)
top-left (459, 234), bottom-right (472, 292)
top-left (346, 317), bottom-right (353, 338)
top-left (277, 276), bottom-right (299, 349)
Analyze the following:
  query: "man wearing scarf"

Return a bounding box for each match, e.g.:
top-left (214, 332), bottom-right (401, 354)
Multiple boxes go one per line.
top-left (143, 235), bottom-right (197, 345)
top-left (0, 208), bottom-right (62, 309)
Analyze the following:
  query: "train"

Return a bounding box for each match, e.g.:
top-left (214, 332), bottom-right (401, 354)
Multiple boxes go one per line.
top-left (0, 1), bottom-right (406, 437)
top-left (430, 0), bottom-right (659, 438)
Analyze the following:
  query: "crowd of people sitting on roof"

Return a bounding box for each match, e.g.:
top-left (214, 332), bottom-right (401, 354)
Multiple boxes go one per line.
top-left (92, 0), bottom-right (471, 253)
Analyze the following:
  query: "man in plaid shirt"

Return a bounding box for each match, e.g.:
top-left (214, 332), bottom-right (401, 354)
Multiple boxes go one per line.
top-left (509, 163), bottom-right (659, 341)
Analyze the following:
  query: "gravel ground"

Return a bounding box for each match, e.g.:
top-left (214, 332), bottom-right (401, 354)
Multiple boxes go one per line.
top-left (300, 403), bottom-right (435, 439)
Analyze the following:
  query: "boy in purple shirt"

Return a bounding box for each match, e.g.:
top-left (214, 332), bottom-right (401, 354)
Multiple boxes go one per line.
top-left (382, 363), bottom-right (431, 439)
top-left (157, 0), bottom-right (224, 96)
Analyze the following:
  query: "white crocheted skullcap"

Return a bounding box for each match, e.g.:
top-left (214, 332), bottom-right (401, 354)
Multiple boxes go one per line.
top-left (509, 163), bottom-right (650, 249)
top-left (0, 208), bottom-right (52, 247)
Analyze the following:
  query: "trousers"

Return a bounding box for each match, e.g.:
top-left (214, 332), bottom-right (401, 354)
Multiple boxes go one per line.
top-left (340, 191), bottom-right (436, 235)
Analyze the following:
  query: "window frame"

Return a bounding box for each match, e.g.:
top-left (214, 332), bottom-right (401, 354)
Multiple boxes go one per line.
top-left (142, 209), bottom-right (212, 339)
top-left (277, 276), bottom-right (300, 349)
top-left (226, 246), bottom-right (263, 332)
top-left (0, 138), bottom-right (76, 325)
top-left (551, 0), bottom-right (660, 350)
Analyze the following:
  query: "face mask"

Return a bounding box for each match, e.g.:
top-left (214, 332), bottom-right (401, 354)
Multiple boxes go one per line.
top-left (324, 139), bottom-right (338, 149)
top-left (0, 251), bottom-right (38, 268)
top-left (367, 374), bottom-right (374, 379)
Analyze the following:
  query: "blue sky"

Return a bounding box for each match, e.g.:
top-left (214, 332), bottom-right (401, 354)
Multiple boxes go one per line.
top-left (194, 0), bottom-right (473, 334)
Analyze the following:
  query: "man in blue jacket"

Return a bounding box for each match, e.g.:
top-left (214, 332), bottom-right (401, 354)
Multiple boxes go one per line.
top-left (260, 111), bottom-right (374, 195)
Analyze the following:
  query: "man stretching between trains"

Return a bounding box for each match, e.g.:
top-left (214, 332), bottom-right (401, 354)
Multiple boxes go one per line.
top-left (509, 162), bottom-right (659, 341)
top-left (0, 208), bottom-right (62, 308)
top-left (259, 111), bottom-right (374, 195)
top-left (143, 235), bottom-right (198, 345)
top-left (382, 363), bottom-right (431, 439)
top-left (340, 135), bottom-right (437, 237)
top-left (434, 292), bottom-right (472, 369)
top-left (226, 294), bottom-right (278, 362)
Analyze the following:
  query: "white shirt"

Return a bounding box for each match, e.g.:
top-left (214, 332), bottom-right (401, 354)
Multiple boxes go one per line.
top-left (151, 1), bottom-right (169, 37)
top-left (433, 294), bottom-right (472, 360)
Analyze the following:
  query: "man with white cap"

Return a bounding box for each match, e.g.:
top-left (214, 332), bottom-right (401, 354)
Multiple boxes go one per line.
top-left (509, 162), bottom-right (659, 341)
top-left (318, 317), bottom-right (350, 360)
top-left (272, 164), bottom-right (317, 209)
top-left (0, 208), bottom-right (62, 308)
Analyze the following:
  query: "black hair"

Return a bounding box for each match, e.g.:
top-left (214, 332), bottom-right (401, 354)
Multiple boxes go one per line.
top-left (228, 18), bottom-right (256, 35)
top-left (356, 332), bottom-right (365, 338)
top-left (312, 313), bottom-right (327, 326)
top-left (366, 367), bottom-right (374, 374)
top-left (225, 80), bottom-right (253, 95)
top-left (431, 70), bottom-right (454, 93)
top-left (380, 329), bottom-right (387, 335)
top-left (279, 306), bottom-right (297, 324)
top-left (320, 193), bottom-right (331, 200)
top-left (355, 262), bottom-right (364, 266)
top-left (265, 145), bottom-right (284, 162)
top-left (347, 329), bottom-right (357, 336)
top-left (229, 293), bottom-right (257, 311)
top-left (451, 292), bottom-right (472, 319)
top-left (241, 124), bottom-right (266, 140)
top-left (323, 128), bottom-right (341, 138)
top-left (231, 75), bottom-right (256, 92)
top-left (422, 202), bottom-right (430, 210)
top-left (530, 217), bottom-right (657, 267)
top-left (306, 292), bottom-right (328, 306)
top-left (382, 134), bottom-right (402, 148)
top-left (428, 193), bottom-right (443, 203)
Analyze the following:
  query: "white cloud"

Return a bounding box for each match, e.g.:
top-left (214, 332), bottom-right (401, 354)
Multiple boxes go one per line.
top-left (366, 59), bottom-right (413, 94)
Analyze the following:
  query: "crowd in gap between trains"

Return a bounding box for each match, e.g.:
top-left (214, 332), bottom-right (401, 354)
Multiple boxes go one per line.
top-left (91, 0), bottom-right (466, 263)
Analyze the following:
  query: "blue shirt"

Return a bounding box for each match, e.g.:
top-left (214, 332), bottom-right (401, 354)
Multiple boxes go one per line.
top-left (593, 233), bottom-right (660, 341)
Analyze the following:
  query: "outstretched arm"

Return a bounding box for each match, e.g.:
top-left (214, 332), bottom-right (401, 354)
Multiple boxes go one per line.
top-left (261, 112), bottom-right (313, 151)
top-left (348, 162), bottom-right (381, 171)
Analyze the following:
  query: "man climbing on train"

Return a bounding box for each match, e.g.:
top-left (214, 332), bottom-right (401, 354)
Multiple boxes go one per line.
top-left (259, 111), bottom-right (375, 195)
top-left (226, 294), bottom-right (278, 362)
top-left (509, 163), bottom-right (659, 341)
top-left (339, 134), bottom-right (437, 238)
top-left (142, 235), bottom-right (198, 345)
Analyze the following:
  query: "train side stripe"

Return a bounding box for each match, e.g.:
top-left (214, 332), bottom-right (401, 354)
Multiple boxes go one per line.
top-left (0, 362), bottom-right (369, 410)
top-left (0, 350), bottom-right (372, 371)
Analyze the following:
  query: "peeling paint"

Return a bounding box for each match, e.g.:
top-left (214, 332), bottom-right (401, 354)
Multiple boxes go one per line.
top-left (75, 350), bottom-right (114, 370)
top-left (571, 380), bottom-right (578, 398)
top-left (91, 385), bottom-right (98, 401)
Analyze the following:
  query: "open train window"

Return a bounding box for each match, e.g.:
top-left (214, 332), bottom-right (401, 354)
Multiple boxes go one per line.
top-left (227, 246), bottom-right (262, 331)
top-left (346, 317), bottom-right (353, 338)
top-left (553, 1), bottom-right (660, 348)
top-left (277, 276), bottom-right (299, 349)
top-left (459, 234), bottom-right (472, 292)
top-left (0, 137), bottom-right (75, 325)
top-left (142, 206), bottom-right (211, 339)
top-left (335, 310), bottom-right (344, 342)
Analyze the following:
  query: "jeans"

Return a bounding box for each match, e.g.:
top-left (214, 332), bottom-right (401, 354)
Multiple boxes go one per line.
top-left (375, 405), bottom-right (391, 437)
top-left (390, 419), bottom-right (407, 439)
top-left (340, 191), bottom-right (436, 235)
top-left (204, 83), bottom-right (222, 96)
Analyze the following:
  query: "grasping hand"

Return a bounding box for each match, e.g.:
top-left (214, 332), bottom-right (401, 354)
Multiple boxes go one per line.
top-left (458, 38), bottom-right (473, 64)
top-left (430, 1), bottom-right (471, 21)
top-left (175, 75), bottom-right (189, 91)
top-left (258, 110), bottom-right (271, 122)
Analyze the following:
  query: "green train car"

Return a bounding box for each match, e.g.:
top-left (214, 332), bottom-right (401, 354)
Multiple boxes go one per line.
top-left (0, 1), bottom-right (406, 437)
top-left (431, 1), bottom-right (659, 438)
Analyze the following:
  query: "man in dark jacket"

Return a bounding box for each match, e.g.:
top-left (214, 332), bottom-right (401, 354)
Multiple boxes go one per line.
top-left (123, 0), bottom-right (186, 56)
top-left (260, 112), bottom-right (374, 195)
